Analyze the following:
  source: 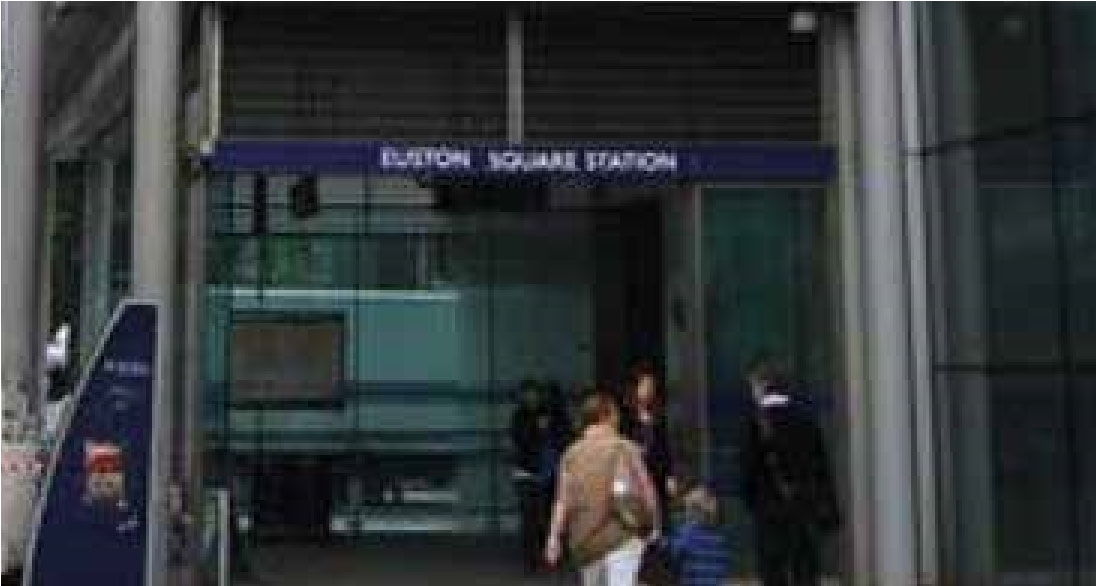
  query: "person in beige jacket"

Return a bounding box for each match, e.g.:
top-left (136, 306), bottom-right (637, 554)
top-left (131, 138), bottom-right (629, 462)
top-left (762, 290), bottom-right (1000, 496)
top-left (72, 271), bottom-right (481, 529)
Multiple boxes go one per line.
top-left (543, 390), bottom-right (659, 586)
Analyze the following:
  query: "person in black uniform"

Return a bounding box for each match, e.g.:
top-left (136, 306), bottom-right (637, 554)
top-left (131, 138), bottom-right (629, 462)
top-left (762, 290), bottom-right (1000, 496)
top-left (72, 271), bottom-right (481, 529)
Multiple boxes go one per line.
top-left (621, 360), bottom-right (677, 532)
top-left (739, 355), bottom-right (840, 586)
top-left (510, 380), bottom-right (570, 573)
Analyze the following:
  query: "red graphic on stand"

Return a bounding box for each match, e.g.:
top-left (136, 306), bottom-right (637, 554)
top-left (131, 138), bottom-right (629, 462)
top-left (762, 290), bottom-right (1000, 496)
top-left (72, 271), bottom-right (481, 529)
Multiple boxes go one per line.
top-left (83, 441), bottom-right (128, 510)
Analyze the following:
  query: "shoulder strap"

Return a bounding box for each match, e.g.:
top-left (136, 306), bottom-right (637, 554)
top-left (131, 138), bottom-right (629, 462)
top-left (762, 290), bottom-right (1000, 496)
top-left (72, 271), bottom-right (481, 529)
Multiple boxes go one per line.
top-left (613, 439), bottom-right (639, 487)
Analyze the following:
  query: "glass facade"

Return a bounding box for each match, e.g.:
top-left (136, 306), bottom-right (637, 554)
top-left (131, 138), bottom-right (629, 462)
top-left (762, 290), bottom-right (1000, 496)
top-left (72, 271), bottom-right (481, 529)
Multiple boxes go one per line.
top-left (202, 176), bottom-right (673, 537)
top-left (199, 174), bottom-right (840, 557)
top-left (702, 186), bottom-right (835, 493)
top-left (919, 3), bottom-right (1096, 583)
top-left (701, 186), bottom-right (837, 572)
top-left (59, 155), bottom-right (133, 374)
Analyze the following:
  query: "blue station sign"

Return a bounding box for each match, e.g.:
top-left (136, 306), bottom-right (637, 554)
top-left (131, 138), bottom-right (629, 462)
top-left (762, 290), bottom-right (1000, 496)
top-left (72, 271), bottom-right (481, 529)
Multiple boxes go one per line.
top-left (207, 140), bottom-right (834, 183)
top-left (24, 301), bottom-right (158, 586)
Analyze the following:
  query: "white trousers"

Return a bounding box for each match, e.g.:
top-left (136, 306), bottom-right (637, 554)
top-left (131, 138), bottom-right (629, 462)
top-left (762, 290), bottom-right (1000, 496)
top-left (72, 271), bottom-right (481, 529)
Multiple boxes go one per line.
top-left (580, 537), bottom-right (645, 586)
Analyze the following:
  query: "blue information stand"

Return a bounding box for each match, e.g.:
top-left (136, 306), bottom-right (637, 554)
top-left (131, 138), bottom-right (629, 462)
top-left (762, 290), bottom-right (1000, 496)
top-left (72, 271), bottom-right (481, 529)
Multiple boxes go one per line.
top-left (23, 301), bottom-right (158, 586)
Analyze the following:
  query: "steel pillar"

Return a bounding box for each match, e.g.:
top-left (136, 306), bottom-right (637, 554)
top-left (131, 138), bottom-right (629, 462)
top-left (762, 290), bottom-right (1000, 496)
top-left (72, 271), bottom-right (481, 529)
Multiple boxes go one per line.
top-left (1, 1), bottom-right (45, 432)
top-left (133, 3), bottom-right (180, 585)
top-left (856, 3), bottom-right (918, 583)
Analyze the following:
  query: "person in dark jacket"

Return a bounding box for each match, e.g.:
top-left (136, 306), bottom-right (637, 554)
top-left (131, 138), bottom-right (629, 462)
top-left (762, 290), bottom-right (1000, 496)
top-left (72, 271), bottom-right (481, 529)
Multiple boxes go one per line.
top-left (510, 380), bottom-right (570, 573)
top-left (739, 355), bottom-right (840, 586)
top-left (621, 360), bottom-right (677, 532)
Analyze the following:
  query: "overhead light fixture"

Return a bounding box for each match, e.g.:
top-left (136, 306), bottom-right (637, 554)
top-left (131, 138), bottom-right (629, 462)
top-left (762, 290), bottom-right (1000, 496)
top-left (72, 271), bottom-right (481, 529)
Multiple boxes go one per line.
top-left (789, 8), bottom-right (818, 35)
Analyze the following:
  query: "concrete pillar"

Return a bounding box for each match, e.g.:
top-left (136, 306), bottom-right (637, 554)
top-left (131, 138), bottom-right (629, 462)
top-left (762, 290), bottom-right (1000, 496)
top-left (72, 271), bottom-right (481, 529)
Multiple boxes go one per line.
top-left (856, 3), bottom-right (918, 584)
top-left (133, 3), bottom-right (179, 585)
top-left (1, 1), bottom-right (45, 431)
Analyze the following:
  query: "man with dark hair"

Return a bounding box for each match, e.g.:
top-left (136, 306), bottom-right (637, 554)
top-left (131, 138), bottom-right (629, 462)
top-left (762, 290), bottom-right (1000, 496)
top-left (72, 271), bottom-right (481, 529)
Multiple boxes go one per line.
top-left (739, 355), bottom-right (840, 586)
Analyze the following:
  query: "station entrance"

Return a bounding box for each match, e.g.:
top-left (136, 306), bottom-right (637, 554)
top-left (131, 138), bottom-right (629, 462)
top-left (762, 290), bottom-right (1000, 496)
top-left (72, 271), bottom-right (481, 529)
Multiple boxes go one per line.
top-left (201, 175), bottom-right (835, 583)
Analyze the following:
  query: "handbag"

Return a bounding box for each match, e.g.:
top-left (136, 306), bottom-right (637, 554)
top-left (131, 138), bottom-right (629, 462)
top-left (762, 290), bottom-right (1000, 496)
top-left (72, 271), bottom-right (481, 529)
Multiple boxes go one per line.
top-left (570, 439), bottom-right (655, 566)
top-left (610, 441), bottom-right (655, 537)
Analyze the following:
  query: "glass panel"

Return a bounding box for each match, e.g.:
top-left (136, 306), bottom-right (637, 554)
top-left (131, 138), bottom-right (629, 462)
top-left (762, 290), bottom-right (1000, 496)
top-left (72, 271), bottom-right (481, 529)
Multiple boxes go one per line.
top-left (1057, 124), bottom-right (1096, 585)
top-left (923, 3), bottom-right (1050, 144)
top-left (1049, 3), bottom-right (1096, 117)
top-left (110, 157), bottom-right (132, 305)
top-left (1074, 375), bottom-right (1096, 585)
top-left (927, 145), bottom-right (989, 365)
top-left (928, 135), bottom-right (1062, 366)
top-left (702, 187), bottom-right (833, 392)
top-left (204, 175), bottom-right (614, 540)
top-left (935, 371), bottom-right (1074, 585)
top-left (921, 8), bottom-right (1096, 583)
top-left (701, 186), bottom-right (835, 572)
top-left (1057, 123), bottom-right (1096, 363)
top-left (48, 162), bottom-right (85, 363)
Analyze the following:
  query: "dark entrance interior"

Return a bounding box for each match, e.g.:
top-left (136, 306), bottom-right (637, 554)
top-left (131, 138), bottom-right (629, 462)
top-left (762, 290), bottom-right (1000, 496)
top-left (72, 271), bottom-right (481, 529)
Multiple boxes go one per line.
top-left (595, 198), bottom-right (665, 391)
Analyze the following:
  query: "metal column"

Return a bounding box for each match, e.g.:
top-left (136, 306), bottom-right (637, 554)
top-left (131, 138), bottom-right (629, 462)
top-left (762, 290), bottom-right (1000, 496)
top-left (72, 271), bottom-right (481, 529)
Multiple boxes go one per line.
top-left (856, 3), bottom-right (918, 584)
top-left (1, 1), bottom-right (45, 433)
top-left (896, 3), bottom-right (939, 583)
top-left (1, 3), bottom-right (44, 575)
top-left (1, 0), bottom-right (45, 435)
top-left (133, 3), bottom-right (179, 585)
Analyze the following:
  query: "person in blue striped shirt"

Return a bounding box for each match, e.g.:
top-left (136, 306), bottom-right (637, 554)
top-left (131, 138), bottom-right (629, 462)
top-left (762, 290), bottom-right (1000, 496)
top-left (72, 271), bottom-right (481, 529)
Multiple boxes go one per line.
top-left (668, 486), bottom-right (732, 586)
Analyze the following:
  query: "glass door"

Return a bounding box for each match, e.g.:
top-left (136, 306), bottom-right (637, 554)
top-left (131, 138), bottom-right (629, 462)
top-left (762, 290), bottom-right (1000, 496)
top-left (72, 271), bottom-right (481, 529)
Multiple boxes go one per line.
top-left (700, 185), bottom-right (837, 572)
